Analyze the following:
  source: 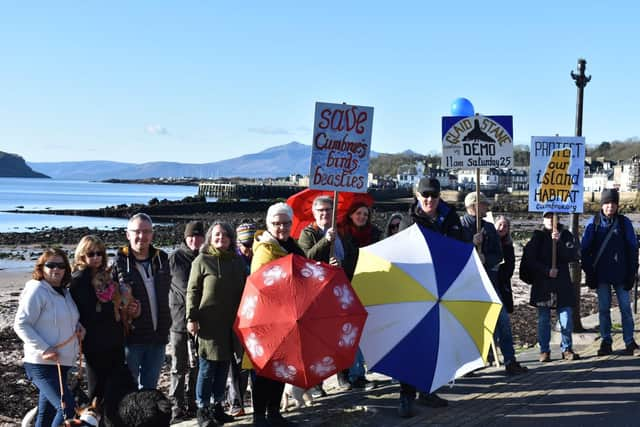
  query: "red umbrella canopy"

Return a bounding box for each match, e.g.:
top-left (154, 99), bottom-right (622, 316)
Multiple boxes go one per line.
top-left (234, 254), bottom-right (368, 388)
top-left (286, 189), bottom-right (374, 239)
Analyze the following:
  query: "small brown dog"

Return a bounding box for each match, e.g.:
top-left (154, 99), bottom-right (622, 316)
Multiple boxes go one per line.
top-left (92, 268), bottom-right (132, 335)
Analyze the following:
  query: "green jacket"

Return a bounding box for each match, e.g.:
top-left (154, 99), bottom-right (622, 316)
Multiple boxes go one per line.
top-left (297, 223), bottom-right (359, 280)
top-left (186, 249), bottom-right (246, 361)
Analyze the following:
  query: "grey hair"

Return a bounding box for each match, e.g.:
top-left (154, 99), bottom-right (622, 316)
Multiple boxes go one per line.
top-left (266, 202), bottom-right (293, 223)
top-left (494, 215), bottom-right (512, 244)
top-left (203, 221), bottom-right (237, 250)
top-left (312, 195), bottom-right (333, 209)
top-left (128, 212), bottom-right (153, 228)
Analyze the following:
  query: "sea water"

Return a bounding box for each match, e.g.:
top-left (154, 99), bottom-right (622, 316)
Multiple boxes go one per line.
top-left (0, 178), bottom-right (197, 232)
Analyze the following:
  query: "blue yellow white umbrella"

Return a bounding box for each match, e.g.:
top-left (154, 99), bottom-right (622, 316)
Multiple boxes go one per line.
top-left (351, 223), bottom-right (502, 392)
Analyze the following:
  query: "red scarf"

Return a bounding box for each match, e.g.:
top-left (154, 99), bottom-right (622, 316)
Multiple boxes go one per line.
top-left (345, 223), bottom-right (374, 248)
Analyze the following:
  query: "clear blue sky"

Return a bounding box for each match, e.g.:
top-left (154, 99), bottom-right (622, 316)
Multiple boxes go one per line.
top-left (1, 1), bottom-right (638, 163)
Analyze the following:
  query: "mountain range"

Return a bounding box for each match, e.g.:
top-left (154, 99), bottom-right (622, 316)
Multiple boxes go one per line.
top-left (25, 142), bottom-right (386, 180)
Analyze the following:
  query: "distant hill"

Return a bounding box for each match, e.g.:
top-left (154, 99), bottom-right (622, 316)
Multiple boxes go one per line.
top-left (587, 139), bottom-right (640, 161)
top-left (29, 142), bottom-right (390, 180)
top-left (0, 151), bottom-right (49, 178)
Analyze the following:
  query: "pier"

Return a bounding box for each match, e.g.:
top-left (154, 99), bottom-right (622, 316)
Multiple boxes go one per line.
top-left (198, 182), bottom-right (303, 199)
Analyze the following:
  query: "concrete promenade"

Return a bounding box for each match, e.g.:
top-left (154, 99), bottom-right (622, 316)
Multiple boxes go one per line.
top-left (177, 310), bottom-right (640, 427)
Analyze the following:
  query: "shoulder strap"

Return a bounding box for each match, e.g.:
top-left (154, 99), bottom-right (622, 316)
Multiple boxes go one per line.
top-left (592, 216), bottom-right (618, 268)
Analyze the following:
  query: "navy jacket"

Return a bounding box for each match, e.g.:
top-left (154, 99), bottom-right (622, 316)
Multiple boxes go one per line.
top-left (581, 212), bottom-right (639, 289)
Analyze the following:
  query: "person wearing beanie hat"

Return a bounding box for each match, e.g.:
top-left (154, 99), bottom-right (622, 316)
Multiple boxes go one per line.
top-left (184, 221), bottom-right (205, 239)
top-left (581, 187), bottom-right (639, 356)
top-left (168, 221), bottom-right (206, 421)
top-left (600, 188), bottom-right (620, 205)
top-left (521, 208), bottom-right (581, 362)
top-left (225, 222), bottom-right (256, 416)
top-left (236, 223), bottom-right (257, 248)
top-left (460, 192), bottom-right (528, 376)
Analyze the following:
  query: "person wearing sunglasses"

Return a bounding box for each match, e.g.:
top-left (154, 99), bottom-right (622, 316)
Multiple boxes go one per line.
top-left (250, 202), bottom-right (304, 427)
top-left (384, 212), bottom-right (405, 238)
top-left (398, 177), bottom-right (463, 418)
top-left (70, 235), bottom-right (135, 409)
top-left (14, 248), bottom-right (85, 427)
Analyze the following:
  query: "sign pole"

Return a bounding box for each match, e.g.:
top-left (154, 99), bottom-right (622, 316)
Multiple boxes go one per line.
top-left (570, 58), bottom-right (591, 332)
top-left (329, 190), bottom-right (338, 259)
top-left (475, 168), bottom-right (481, 238)
top-left (551, 213), bottom-right (558, 270)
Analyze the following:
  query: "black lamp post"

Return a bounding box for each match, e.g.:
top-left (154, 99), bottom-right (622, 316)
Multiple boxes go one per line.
top-left (570, 58), bottom-right (591, 331)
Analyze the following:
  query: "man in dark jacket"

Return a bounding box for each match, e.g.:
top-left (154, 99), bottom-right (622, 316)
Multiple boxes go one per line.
top-left (581, 189), bottom-right (639, 356)
top-left (168, 221), bottom-right (205, 421)
top-left (460, 192), bottom-right (528, 377)
top-left (113, 212), bottom-right (172, 390)
top-left (398, 178), bottom-right (464, 418)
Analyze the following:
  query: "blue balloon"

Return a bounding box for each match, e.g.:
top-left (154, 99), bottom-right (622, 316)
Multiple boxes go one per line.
top-left (450, 98), bottom-right (475, 116)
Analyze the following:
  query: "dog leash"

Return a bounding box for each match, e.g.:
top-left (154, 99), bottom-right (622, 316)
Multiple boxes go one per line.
top-left (54, 333), bottom-right (84, 414)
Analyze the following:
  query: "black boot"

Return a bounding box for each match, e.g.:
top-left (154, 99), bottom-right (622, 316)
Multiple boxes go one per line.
top-left (253, 413), bottom-right (270, 427)
top-left (213, 402), bottom-right (234, 425)
top-left (196, 407), bottom-right (219, 427)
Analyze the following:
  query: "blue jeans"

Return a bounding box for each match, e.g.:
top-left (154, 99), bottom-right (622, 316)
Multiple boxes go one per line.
top-left (196, 357), bottom-right (230, 408)
top-left (348, 348), bottom-right (366, 382)
top-left (597, 284), bottom-right (635, 345)
top-left (125, 343), bottom-right (166, 389)
top-left (24, 362), bottom-right (75, 427)
top-left (494, 307), bottom-right (516, 364)
top-left (537, 306), bottom-right (573, 353)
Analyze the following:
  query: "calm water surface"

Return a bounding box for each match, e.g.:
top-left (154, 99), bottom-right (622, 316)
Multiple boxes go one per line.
top-left (0, 178), bottom-right (197, 232)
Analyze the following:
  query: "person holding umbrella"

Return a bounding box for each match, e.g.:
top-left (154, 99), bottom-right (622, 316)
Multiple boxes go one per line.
top-left (250, 202), bottom-right (304, 427)
top-left (186, 222), bottom-right (247, 426)
top-left (522, 211), bottom-right (581, 362)
top-left (397, 177), bottom-right (464, 418)
top-left (298, 195), bottom-right (358, 394)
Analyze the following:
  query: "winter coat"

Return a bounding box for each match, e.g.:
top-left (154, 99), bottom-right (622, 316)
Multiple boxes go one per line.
top-left (112, 245), bottom-right (172, 345)
top-left (250, 230), bottom-right (305, 274)
top-left (460, 214), bottom-right (504, 280)
top-left (243, 230), bottom-right (305, 369)
top-left (14, 279), bottom-right (80, 366)
top-left (169, 242), bottom-right (199, 333)
top-left (298, 223), bottom-right (359, 280)
top-left (186, 248), bottom-right (246, 361)
top-left (581, 212), bottom-right (639, 290)
top-left (497, 240), bottom-right (515, 313)
top-left (404, 199), bottom-right (465, 242)
top-left (70, 268), bottom-right (125, 353)
top-left (522, 225), bottom-right (579, 308)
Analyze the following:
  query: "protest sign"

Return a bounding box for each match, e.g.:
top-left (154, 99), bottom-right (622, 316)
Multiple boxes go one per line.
top-left (529, 136), bottom-right (585, 213)
top-left (441, 115), bottom-right (513, 169)
top-left (309, 102), bottom-right (374, 193)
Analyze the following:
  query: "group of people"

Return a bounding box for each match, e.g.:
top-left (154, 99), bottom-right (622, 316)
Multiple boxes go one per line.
top-left (13, 179), bottom-right (639, 426)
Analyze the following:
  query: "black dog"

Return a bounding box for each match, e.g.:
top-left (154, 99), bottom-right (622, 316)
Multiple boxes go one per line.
top-left (102, 365), bottom-right (171, 427)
